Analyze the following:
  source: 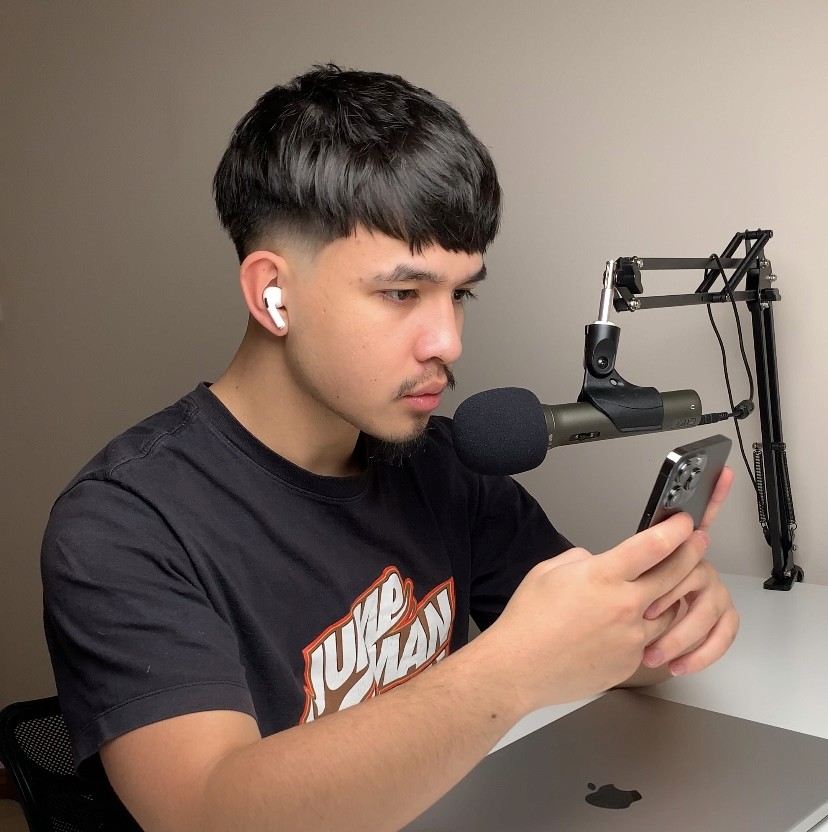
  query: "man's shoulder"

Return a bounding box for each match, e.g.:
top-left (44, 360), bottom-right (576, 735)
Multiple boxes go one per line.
top-left (60, 387), bottom-right (205, 496)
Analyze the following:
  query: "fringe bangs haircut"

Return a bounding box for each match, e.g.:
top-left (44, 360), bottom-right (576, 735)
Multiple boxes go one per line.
top-left (213, 64), bottom-right (502, 260)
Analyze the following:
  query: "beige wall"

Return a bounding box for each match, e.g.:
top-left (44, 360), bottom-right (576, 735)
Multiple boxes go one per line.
top-left (2, 0), bottom-right (826, 706)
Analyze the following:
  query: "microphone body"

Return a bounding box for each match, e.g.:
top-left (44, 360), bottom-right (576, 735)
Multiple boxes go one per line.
top-left (452, 387), bottom-right (702, 475)
top-left (543, 389), bottom-right (702, 448)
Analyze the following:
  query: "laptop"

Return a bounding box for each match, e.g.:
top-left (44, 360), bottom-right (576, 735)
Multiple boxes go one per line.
top-left (404, 690), bottom-right (828, 831)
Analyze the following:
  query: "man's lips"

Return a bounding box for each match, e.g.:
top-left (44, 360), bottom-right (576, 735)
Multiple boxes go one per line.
top-left (403, 383), bottom-right (447, 398)
top-left (399, 382), bottom-right (447, 412)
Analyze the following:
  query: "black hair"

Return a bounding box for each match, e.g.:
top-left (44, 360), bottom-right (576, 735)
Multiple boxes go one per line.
top-left (212, 64), bottom-right (501, 260)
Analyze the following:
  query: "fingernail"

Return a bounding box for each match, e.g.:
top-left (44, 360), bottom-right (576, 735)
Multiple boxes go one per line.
top-left (695, 530), bottom-right (710, 548)
top-left (671, 662), bottom-right (687, 677)
top-left (644, 648), bottom-right (664, 667)
top-left (644, 601), bottom-right (660, 619)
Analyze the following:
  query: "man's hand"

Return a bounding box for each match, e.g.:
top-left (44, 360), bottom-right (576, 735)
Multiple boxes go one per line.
top-left (476, 509), bottom-right (716, 713)
top-left (479, 466), bottom-right (738, 710)
top-left (637, 467), bottom-right (739, 677)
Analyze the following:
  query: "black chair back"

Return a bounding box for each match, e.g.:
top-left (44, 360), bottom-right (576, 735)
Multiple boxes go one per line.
top-left (0, 696), bottom-right (140, 831)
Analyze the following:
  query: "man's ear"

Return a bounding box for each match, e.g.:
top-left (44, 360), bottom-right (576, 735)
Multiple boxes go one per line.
top-left (239, 250), bottom-right (290, 335)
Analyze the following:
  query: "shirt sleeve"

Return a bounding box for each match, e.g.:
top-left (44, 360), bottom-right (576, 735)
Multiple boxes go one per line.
top-left (41, 478), bottom-right (256, 771)
top-left (468, 472), bottom-right (573, 631)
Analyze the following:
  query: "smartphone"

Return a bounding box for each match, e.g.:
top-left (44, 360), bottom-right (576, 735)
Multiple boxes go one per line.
top-left (636, 434), bottom-right (732, 533)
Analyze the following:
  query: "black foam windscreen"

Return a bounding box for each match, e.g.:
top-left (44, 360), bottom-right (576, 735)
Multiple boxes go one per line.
top-left (451, 387), bottom-right (549, 475)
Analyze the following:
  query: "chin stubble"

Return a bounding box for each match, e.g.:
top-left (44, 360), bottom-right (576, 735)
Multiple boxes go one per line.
top-left (366, 366), bottom-right (457, 465)
top-left (364, 430), bottom-right (429, 465)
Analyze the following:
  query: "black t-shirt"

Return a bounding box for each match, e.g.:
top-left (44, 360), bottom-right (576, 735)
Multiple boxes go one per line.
top-left (42, 384), bottom-right (570, 771)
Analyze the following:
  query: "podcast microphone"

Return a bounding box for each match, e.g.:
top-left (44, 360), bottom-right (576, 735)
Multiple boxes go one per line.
top-left (451, 387), bottom-right (702, 475)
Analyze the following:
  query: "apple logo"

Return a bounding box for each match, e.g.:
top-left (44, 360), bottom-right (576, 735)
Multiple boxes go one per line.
top-left (585, 782), bottom-right (642, 809)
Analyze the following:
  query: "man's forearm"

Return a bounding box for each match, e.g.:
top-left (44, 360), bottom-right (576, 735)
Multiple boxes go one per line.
top-left (196, 631), bottom-right (523, 832)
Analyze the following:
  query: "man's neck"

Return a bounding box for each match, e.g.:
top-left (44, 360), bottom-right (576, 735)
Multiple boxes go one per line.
top-left (210, 324), bottom-right (363, 478)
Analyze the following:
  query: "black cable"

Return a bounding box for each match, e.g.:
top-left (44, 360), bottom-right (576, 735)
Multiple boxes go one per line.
top-left (705, 253), bottom-right (757, 491)
top-left (712, 252), bottom-right (755, 403)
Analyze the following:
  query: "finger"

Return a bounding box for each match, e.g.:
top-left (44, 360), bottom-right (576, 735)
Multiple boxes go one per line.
top-left (641, 602), bottom-right (682, 647)
top-left (699, 466), bottom-right (734, 531)
top-left (643, 550), bottom-right (712, 620)
top-left (667, 607), bottom-right (740, 676)
top-left (598, 512), bottom-right (695, 583)
top-left (635, 528), bottom-right (709, 607)
top-left (643, 579), bottom-right (734, 667)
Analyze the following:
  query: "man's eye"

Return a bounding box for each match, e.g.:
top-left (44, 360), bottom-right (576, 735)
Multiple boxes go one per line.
top-left (453, 289), bottom-right (478, 304)
top-left (384, 289), bottom-right (418, 302)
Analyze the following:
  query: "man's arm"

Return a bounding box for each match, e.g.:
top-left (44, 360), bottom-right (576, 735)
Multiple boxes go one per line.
top-left (102, 635), bottom-right (525, 832)
top-left (102, 512), bottom-right (737, 832)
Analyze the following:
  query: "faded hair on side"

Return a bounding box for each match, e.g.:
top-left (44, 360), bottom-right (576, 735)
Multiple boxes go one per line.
top-left (213, 64), bottom-right (502, 260)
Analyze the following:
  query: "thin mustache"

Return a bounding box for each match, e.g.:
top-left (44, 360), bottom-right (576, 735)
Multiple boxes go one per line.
top-left (396, 366), bottom-right (456, 398)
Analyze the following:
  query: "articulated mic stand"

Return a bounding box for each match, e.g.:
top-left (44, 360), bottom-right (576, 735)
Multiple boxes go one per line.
top-left (607, 230), bottom-right (802, 590)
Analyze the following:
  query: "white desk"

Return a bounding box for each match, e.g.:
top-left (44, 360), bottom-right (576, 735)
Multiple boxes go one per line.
top-left (493, 573), bottom-right (828, 828)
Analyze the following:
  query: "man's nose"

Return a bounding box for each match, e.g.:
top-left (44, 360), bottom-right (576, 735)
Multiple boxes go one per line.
top-left (415, 300), bottom-right (463, 366)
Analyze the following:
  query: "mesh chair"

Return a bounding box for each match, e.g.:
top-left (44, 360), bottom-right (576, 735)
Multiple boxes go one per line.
top-left (0, 696), bottom-right (141, 831)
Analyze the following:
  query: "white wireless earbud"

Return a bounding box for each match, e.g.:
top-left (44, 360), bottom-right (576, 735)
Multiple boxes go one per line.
top-left (262, 286), bottom-right (286, 330)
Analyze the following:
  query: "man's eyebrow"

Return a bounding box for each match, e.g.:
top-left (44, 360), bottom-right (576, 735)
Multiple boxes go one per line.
top-left (370, 263), bottom-right (487, 285)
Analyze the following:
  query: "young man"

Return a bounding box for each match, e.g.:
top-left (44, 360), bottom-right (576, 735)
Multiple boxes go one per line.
top-left (42, 65), bottom-right (738, 831)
